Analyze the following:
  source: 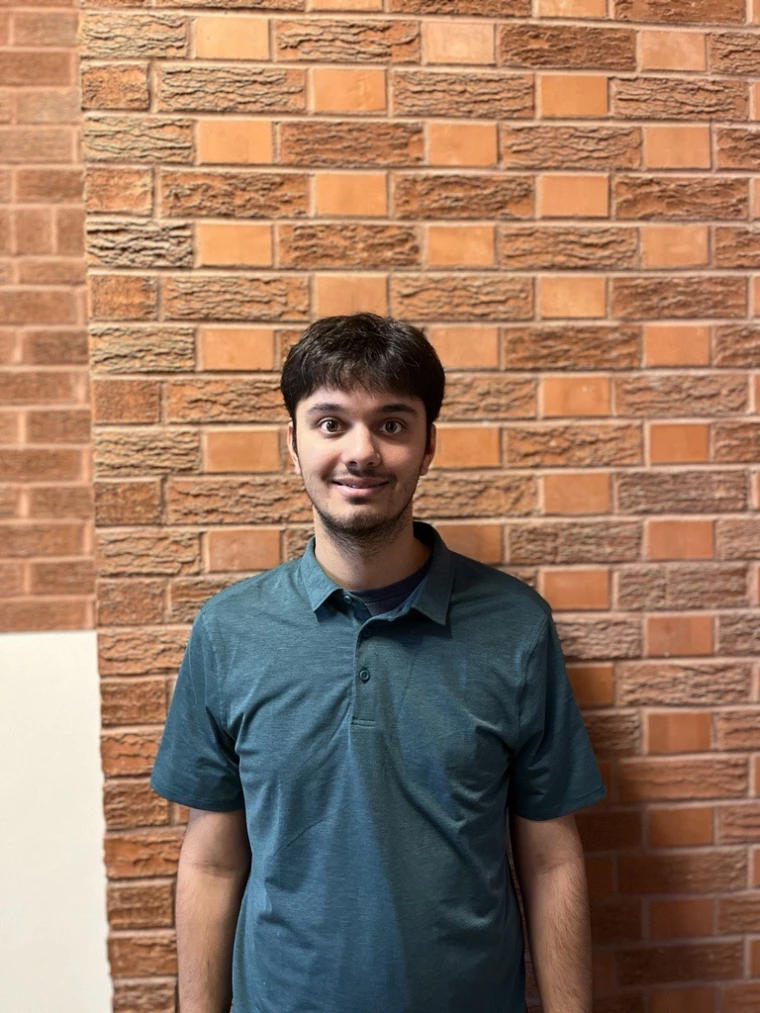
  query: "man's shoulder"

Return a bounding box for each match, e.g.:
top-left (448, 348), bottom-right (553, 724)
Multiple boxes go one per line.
top-left (449, 550), bottom-right (551, 634)
top-left (197, 556), bottom-right (303, 628)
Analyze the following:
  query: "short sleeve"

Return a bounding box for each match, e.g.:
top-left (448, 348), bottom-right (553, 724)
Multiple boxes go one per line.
top-left (509, 612), bottom-right (606, 821)
top-left (150, 610), bottom-right (244, 811)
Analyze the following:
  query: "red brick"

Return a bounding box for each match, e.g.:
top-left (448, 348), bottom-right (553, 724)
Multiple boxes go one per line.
top-left (648, 806), bottom-right (714, 848)
top-left (426, 326), bottom-right (499, 369)
top-left (647, 615), bottom-right (713, 657)
top-left (649, 423), bottom-right (709, 465)
top-left (568, 664), bottom-right (614, 707)
top-left (98, 579), bottom-right (165, 627)
top-left (101, 678), bottom-right (166, 727)
top-left (108, 932), bottom-right (176, 976)
top-left (650, 899), bottom-right (714, 940)
top-left (203, 429), bottom-right (281, 473)
top-left (0, 51), bottom-right (73, 86)
top-left (0, 599), bottom-right (90, 632)
top-left (92, 379), bottom-right (161, 424)
top-left (435, 523), bottom-right (502, 565)
top-left (643, 325), bottom-right (710, 367)
top-left (647, 712), bottom-right (712, 754)
top-left (620, 757), bottom-right (747, 802)
top-left (16, 168), bottom-right (83, 202)
top-left (543, 473), bottom-right (610, 515)
top-left (646, 520), bottom-right (714, 561)
top-left (89, 275), bottom-right (157, 321)
top-left (86, 166), bottom-right (152, 215)
top-left (620, 850), bottom-right (746, 896)
top-left (541, 568), bottom-right (609, 611)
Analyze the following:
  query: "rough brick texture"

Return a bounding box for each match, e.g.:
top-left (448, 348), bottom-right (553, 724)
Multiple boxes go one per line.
top-left (0, 5), bottom-right (92, 632)
top-left (75, 1), bottom-right (760, 1010)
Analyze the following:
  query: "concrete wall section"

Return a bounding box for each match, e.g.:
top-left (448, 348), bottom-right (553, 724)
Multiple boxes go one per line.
top-left (0, 630), bottom-right (111, 1013)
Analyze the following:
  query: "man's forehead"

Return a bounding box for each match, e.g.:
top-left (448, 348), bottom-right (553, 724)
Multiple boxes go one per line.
top-left (300, 386), bottom-right (423, 414)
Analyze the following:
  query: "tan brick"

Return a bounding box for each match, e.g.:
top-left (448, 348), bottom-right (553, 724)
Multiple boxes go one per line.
top-left (0, 51), bottom-right (73, 87)
top-left (620, 757), bottom-right (746, 804)
top-left (427, 225), bottom-right (494, 268)
top-left (646, 520), bottom-right (714, 561)
top-left (196, 223), bottom-right (272, 267)
top-left (538, 0), bottom-right (606, 13)
top-left (206, 528), bottom-right (281, 572)
top-left (541, 568), bottom-right (609, 611)
top-left (639, 29), bottom-right (705, 71)
top-left (644, 125), bottom-right (711, 169)
top-left (89, 275), bottom-right (157, 321)
top-left (197, 119), bottom-right (272, 165)
top-left (641, 225), bottom-right (708, 269)
top-left (538, 174), bottom-right (609, 217)
top-left (312, 68), bottom-right (386, 113)
top-left (426, 326), bottom-right (499, 369)
top-left (81, 64), bottom-right (149, 111)
top-left (428, 122), bottom-right (497, 167)
top-left (194, 16), bottom-right (269, 59)
top-left (433, 426), bottom-right (500, 469)
top-left (314, 172), bottom-right (387, 217)
top-left (86, 166), bottom-right (152, 216)
top-left (314, 274), bottom-right (387, 316)
top-left (542, 376), bottom-right (610, 417)
top-left (613, 276), bottom-right (746, 320)
top-left (92, 379), bottom-right (161, 425)
top-left (423, 21), bottom-right (494, 65)
top-left (434, 523), bottom-right (502, 564)
top-left (14, 11), bottom-right (77, 46)
top-left (543, 473), bottom-right (610, 515)
top-left (616, 0), bottom-right (744, 25)
top-left (278, 223), bottom-right (418, 270)
top-left (647, 615), bottom-right (714, 658)
top-left (538, 75), bottom-right (608, 118)
top-left (199, 328), bottom-right (274, 371)
top-left (276, 18), bottom-right (420, 63)
top-left (538, 276), bottom-right (606, 319)
top-left (643, 324), bottom-right (710, 367)
top-left (392, 70), bottom-right (533, 120)
top-left (499, 24), bottom-right (636, 70)
top-left (309, 0), bottom-right (383, 8)
top-left (203, 429), bottom-right (281, 473)
top-left (649, 423), bottom-right (709, 464)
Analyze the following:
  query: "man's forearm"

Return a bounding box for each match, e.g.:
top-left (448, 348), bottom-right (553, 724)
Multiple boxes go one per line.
top-left (519, 857), bottom-right (593, 1013)
top-left (176, 859), bottom-right (248, 1013)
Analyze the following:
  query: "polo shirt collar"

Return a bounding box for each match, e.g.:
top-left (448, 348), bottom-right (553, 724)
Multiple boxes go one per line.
top-left (298, 520), bottom-right (455, 626)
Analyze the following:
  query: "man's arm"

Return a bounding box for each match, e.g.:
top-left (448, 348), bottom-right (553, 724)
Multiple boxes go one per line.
top-left (176, 807), bottom-right (251, 1013)
top-left (510, 812), bottom-right (593, 1013)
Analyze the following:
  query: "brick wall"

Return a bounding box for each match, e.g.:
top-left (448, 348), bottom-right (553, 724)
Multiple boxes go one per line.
top-left (82, 2), bottom-right (759, 1011)
top-left (1, 3), bottom-right (92, 632)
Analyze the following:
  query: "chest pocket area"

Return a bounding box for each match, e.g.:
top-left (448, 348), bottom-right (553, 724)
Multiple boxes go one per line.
top-left (391, 656), bottom-right (508, 801)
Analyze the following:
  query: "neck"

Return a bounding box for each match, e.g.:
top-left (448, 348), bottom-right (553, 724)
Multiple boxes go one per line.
top-left (313, 511), bottom-right (430, 592)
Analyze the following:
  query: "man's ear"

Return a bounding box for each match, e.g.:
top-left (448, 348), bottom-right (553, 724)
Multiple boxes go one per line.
top-left (287, 421), bottom-right (301, 474)
top-left (420, 423), bottom-right (436, 477)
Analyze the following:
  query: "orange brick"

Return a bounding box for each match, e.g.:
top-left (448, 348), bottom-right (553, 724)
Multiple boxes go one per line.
top-left (648, 712), bottom-right (713, 755)
top-left (753, 276), bottom-right (760, 317)
top-left (89, 275), bottom-right (156, 322)
top-left (647, 615), bottom-right (713, 658)
top-left (199, 328), bottom-right (274, 371)
top-left (434, 426), bottom-right (501, 469)
top-left (203, 429), bottom-right (280, 473)
top-left (194, 16), bottom-right (269, 60)
top-left (650, 899), bottom-right (714, 941)
top-left (646, 519), bottom-right (714, 561)
top-left (754, 0), bottom-right (760, 24)
top-left (537, 0), bottom-right (606, 14)
top-left (641, 225), bottom-right (709, 269)
top-left (649, 423), bottom-right (709, 464)
top-left (423, 21), bottom-right (494, 65)
top-left (752, 940), bottom-right (760, 977)
top-left (568, 664), bottom-right (614, 708)
top-left (586, 857), bottom-right (615, 900)
top-left (314, 172), bottom-right (387, 218)
top-left (428, 123), bottom-right (497, 168)
top-left (543, 472), bottom-right (610, 514)
top-left (308, 0), bottom-right (383, 8)
top-left (312, 68), bottom-right (386, 114)
top-left (648, 806), bottom-right (714, 848)
top-left (542, 375), bottom-right (610, 417)
top-left (196, 223), bottom-right (272, 267)
top-left (538, 75), bottom-right (608, 118)
top-left (752, 178), bottom-right (760, 219)
top-left (752, 83), bottom-right (760, 121)
top-left (538, 277), bottom-right (606, 319)
top-left (435, 523), bottom-right (502, 565)
top-left (639, 30), bottom-right (706, 71)
top-left (652, 988), bottom-right (715, 1013)
top-left (752, 848), bottom-right (760, 887)
top-left (644, 126), bottom-right (711, 170)
top-left (207, 528), bottom-right (281, 572)
top-left (538, 174), bottom-right (609, 218)
top-left (197, 120), bottom-right (272, 165)
top-left (427, 225), bottom-right (495, 268)
top-left (314, 274), bottom-right (387, 316)
top-left (643, 324), bottom-right (711, 367)
top-left (541, 568), bottom-right (609, 611)
top-left (426, 326), bottom-right (499, 369)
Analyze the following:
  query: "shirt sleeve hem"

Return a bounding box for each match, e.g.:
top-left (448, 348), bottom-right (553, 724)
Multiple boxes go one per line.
top-left (150, 774), bottom-right (245, 813)
top-left (513, 783), bottom-right (606, 822)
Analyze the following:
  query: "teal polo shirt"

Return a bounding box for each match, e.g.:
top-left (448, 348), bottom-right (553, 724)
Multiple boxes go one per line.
top-left (151, 521), bottom-right (604, 1013)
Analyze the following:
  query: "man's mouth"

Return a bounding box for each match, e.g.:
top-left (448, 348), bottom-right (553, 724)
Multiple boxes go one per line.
top-left (333, 479), bottom-right (389, 489)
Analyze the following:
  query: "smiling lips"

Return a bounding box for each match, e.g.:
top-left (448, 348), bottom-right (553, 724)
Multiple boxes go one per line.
top-left (333, 478), bottom-right (389, 491)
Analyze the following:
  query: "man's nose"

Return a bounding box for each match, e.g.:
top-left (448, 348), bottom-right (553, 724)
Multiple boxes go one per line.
top-left (343, 426), bottom-right (380, 467)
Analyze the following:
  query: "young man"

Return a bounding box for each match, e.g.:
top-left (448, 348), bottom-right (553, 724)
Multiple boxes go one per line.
top-left (151, 313), bottom-right (605, 1013)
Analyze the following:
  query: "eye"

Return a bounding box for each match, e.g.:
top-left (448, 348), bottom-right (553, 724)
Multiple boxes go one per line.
top-left (382, 420), bottom-right (404, 435)
top-left (318, 418), bottom-right (341, 433)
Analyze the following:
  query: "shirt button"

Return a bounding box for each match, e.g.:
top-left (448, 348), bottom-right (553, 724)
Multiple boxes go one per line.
top-left (361, 628), bottom-right (372, 639)
top-left (342, 592), bottom-right (352, 604)
top-left (359, 669), bottom-right (370, 683)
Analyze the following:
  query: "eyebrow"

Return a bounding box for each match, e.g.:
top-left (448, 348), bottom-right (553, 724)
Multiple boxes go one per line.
top-left (304, 402), bottom-right (420, 417)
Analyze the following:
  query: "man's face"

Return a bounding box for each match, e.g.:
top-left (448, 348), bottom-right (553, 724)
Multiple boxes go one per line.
top-left (288, 385), bottom-right (436, 540)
